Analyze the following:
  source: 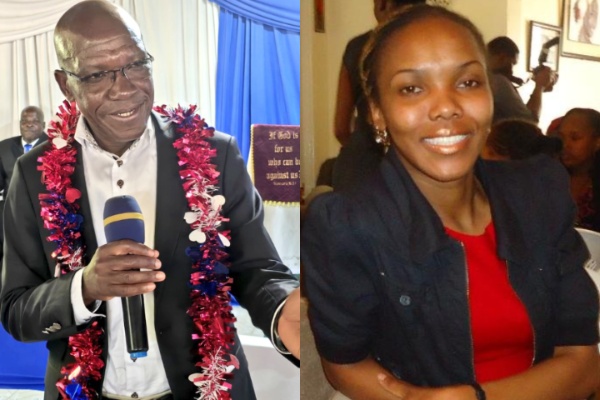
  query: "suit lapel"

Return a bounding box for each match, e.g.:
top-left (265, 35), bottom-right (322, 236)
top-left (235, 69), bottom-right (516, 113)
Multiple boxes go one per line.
top-left (32, 135), bottom-right (48, 148)
top-left (71, 141), bottom-right (98, 261)
top-left (153, 116), bottom-right (187, 303)
top-left (10, 137), bottom-right (23, 159)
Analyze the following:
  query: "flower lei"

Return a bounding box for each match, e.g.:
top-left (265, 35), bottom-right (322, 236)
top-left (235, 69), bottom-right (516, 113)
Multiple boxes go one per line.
top-left (40, 100), bottom-right (237, 400)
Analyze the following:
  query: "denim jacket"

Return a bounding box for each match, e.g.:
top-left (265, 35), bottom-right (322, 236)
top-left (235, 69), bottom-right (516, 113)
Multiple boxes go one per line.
top-left (302, 151), bottom-right (599, 387)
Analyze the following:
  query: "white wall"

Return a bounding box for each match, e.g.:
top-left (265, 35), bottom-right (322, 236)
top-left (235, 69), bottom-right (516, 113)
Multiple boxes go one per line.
top-left (301, 0), bottom-right (600, 190)
top-left (519, 0), bottom-right (600, 131)
top-left (300, 0), bottom-right (374, 192)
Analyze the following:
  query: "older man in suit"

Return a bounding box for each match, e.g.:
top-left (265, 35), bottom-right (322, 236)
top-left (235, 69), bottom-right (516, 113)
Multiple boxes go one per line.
top-left (0, 1), bottom-right (299, 399)
top-left (0, 105), bottom-right (47, 261)
top-left (0, 105), bottom-right (47, 197)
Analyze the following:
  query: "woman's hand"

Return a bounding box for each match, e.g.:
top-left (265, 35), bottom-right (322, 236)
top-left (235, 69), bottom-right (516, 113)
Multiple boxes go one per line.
top-left (378, 374), bottom-right (475, 400)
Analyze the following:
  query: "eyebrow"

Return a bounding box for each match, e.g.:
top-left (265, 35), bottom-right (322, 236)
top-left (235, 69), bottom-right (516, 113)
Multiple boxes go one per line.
top-left (76, 53), bottom-right (149, 74)
top-left (391, 60), bottom-right (484, 76)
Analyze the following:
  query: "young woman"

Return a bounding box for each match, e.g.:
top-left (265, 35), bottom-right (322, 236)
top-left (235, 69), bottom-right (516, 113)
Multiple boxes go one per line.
top-left (302, 5), bottom-right (599, 400)
top-left (559, 108), bottom-right (600, 232)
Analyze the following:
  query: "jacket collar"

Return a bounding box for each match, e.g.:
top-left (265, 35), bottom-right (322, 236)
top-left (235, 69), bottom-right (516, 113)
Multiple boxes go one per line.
top-left (368, 150), bottom-right (530, 265)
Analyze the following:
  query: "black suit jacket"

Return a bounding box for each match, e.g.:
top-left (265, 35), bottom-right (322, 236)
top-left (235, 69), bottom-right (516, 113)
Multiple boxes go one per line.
top-left (0, 135), bottom-right (47, 195)
top-left (0, 116), bottom-right (298, 399)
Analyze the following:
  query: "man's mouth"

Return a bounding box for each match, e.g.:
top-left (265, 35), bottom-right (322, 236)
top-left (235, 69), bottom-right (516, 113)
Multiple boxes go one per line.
top-left (117, 108), bottom-right (136, 118)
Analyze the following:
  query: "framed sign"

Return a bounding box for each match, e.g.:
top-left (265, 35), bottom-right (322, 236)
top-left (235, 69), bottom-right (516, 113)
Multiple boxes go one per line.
top-left (528, 21), bottom-right (561, 72)
top-left (561, 0), bottom-right (600, 61)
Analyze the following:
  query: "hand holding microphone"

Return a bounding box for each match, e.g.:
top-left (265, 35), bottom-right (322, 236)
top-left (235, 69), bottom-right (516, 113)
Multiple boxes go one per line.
top-left (81, 195), bottom-right (164, 360)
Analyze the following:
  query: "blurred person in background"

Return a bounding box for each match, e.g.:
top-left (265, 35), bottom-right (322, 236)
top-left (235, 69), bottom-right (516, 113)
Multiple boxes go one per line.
top-left (559, 107), bottom-right (600, 232)
top-left (487, 36), bottom-right (557, 124)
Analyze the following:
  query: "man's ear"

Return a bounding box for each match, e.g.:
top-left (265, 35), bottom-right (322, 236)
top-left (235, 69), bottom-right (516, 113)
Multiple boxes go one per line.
top-left (54, 70), bottom-right (75, 101)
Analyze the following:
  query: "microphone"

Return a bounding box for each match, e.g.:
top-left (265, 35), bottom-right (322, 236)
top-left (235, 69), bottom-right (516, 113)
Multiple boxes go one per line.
top-left (103, 195), bottom-right (148, 361)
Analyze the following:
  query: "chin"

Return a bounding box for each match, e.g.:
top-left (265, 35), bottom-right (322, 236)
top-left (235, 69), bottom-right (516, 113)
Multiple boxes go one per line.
top-left (430, 163), bottom-right (476, 183)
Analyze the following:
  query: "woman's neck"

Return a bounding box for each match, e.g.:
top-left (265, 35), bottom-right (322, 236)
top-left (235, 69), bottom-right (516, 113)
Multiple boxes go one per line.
top-left (415, 174), bottom-right (491, 235)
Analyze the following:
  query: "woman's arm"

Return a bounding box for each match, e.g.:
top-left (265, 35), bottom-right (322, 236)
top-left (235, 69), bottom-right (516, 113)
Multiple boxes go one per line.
top-left (334, 64), bottom-right (355, 147)
top-left (378, 345), bottom-right (599, 400)
top-left (323, 357), bottom-right (408, 400)
top-left (323, 357), bottom-right (475, 400)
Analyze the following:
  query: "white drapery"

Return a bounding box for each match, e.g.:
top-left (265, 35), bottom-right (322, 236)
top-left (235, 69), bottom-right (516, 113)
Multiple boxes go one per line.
top-left (0, 0), bottom-right (219, 140)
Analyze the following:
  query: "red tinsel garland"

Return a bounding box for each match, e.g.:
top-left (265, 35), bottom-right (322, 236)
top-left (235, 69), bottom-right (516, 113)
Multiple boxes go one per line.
top-left (154, 104), bottom-right (237, 399)
top-left (39, 101), bottom-right (237, 400)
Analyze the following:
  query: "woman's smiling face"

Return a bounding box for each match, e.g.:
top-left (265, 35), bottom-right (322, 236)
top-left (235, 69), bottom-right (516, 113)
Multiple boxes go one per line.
top-left (369, 15), bottom-right (493, 186)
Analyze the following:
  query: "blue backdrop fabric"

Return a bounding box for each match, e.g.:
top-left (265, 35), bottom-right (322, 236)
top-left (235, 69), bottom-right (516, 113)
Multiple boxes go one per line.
top-left (210, 0), bottom-right (299, 32)
top-left (0, 326), bottom-right (47, 390)
top-left (213, 1), bottom-right (300, 161)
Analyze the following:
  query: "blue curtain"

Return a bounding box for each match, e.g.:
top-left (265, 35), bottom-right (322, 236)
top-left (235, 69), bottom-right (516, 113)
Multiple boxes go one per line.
top-left (210, 0), bottom-right (299, 32)
top-left (0, 327), bottom-right (47, 390)
top-left (212, 0), bottom-right (300, 161)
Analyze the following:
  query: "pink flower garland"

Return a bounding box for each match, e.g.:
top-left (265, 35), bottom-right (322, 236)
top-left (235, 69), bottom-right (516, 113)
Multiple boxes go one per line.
top-left (39, 101), bottom-right (237, 399)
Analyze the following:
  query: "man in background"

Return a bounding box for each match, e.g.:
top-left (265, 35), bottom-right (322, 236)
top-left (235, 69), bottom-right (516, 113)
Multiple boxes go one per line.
top-left (0, 105), bottom-right (47, 261)
top-left (487, 36), bottom-right (557, 124)
top-left (0, 105), bottom-right (47, 197)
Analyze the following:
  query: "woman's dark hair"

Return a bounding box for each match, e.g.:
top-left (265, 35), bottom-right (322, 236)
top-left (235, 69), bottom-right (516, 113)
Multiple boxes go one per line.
top-left (487, 119), bottom-right (562, 160)
top-left (360, 4), bottom-right (487, 103)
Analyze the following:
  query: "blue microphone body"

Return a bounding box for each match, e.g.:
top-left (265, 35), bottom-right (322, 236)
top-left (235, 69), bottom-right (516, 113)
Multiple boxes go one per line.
top-left (103, 195), bottom-right (148, 361)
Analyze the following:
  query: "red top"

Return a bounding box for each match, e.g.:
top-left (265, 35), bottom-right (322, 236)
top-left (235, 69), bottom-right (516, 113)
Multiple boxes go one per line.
top-left (446, 222), bottom-right (534, 382)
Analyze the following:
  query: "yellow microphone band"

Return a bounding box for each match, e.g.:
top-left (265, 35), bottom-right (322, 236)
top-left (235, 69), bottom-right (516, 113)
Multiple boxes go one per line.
top-left (103, 212), bottom-right (144, 226)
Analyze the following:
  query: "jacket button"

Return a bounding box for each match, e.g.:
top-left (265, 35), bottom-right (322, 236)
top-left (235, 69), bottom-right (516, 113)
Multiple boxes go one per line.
top-left (399, 295), bottom-right (411, 306)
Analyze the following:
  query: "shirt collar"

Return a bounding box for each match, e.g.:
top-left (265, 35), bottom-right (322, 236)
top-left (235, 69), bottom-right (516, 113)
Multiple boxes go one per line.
top-left (73, 115), bottom-right (155, 159)
top-left (22, 138), bottom-right (39, 148)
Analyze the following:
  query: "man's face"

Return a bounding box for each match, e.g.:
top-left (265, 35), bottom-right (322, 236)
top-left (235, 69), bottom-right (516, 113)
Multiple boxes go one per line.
top-left (497, 52), bottom-right (518, 76)
top-left (20, 110), bottom-right (44, 143)
top-left (55, 21), bottom-right (154, 155)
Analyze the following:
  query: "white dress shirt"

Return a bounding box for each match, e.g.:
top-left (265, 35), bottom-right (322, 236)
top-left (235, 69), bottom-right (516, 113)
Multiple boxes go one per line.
top-left (70, 115), bottom-right (170, 397)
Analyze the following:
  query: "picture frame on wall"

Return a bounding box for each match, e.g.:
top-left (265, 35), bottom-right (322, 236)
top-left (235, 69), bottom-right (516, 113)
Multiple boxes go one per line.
top-left (528, 21), bottom-right (561, 72)
top-left (561, 0), bottom-right (600, 61)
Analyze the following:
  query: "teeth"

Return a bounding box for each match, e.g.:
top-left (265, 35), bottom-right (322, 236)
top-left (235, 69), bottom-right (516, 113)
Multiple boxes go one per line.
top-left (424, 135), bottom-right (467, 146)
top-left (117, 109), bottom-right (135, 117)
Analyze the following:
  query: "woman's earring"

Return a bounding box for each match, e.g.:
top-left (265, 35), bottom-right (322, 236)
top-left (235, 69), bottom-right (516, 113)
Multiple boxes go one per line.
top-left (374, 128), bottom-right (391, 149)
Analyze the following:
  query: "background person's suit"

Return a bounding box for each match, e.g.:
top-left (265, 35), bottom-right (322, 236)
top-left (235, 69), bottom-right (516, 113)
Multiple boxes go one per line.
top-left (0, 135), bottom-right (47, 196)
top-left (0, 134), bottom-right (47, 262)
top-left (0, 115), bottom-right (298, 400)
